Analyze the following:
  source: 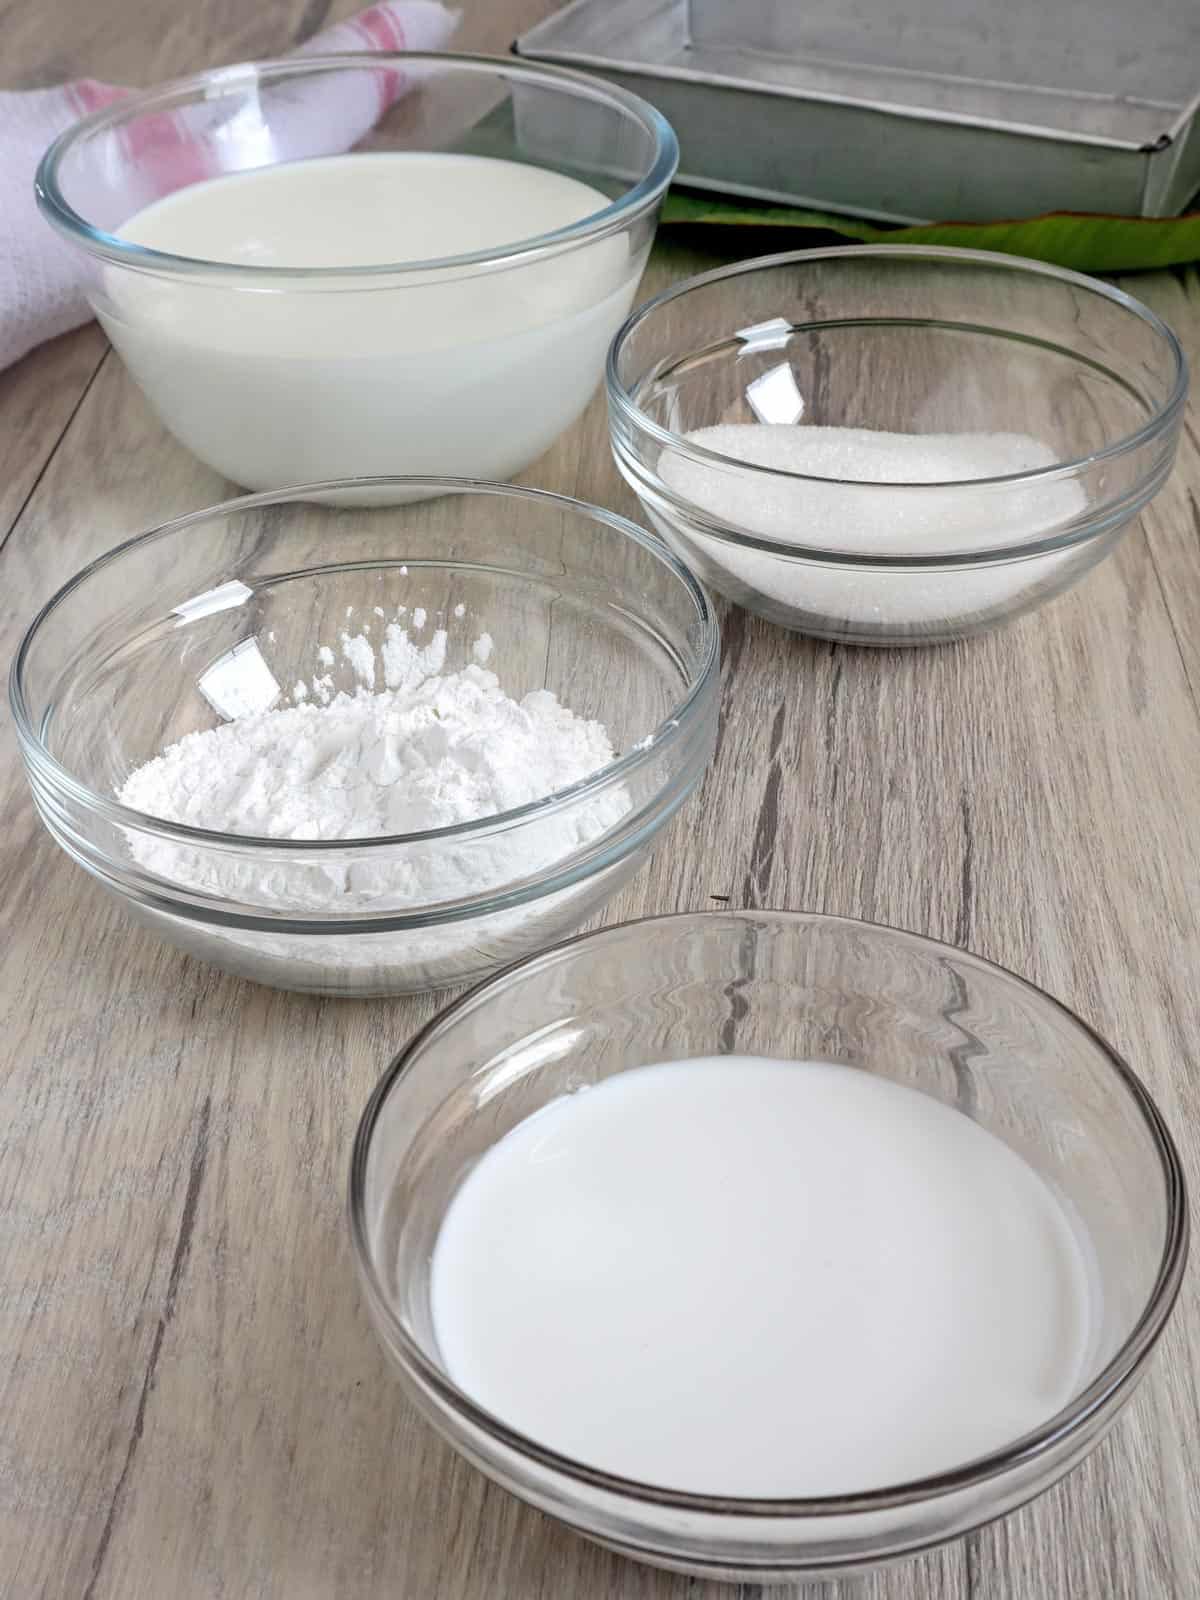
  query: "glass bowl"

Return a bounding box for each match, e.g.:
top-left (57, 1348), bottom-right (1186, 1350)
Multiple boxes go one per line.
top-left (35, 53), bottom-right (677, 493)
top-left (9, 481), bottom-right (718, 998)
top-left (607, 247), bottom-right (1187, 646)
top-left (350, 910), bottom-right (1187, 1579)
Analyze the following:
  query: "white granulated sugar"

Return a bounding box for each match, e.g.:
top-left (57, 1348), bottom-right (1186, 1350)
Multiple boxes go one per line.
top-left (657, 424), bottom-right (1088, 630)
top-left (293, 680), bottom-right (308, 701)
top-left (661, 425), bottom-right (1081, 549)
top-left (473, 632), bottom-right (494, 665)
top-left (317, 644), bottom-right (335, 668)
top-left (412, 606), bottom-right (428, 631)
top-left (117, 629), bottom-right (627, 945)
top-left (453, 603), bottom-right (466, 618)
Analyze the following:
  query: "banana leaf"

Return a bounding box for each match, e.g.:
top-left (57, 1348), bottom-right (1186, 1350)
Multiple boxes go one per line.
top-left (659, 191), bottom-right (1200, 273)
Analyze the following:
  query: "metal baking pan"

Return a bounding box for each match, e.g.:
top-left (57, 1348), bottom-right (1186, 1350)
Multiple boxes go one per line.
top-left (514, 0), bottom-right (1200, 222)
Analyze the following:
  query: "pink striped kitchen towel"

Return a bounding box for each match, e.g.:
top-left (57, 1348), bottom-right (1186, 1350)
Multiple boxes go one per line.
top-left (0, 1), bottom-right (457, 373)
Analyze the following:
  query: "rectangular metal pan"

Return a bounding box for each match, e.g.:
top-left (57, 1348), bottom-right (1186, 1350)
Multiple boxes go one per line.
top-left (514, 0), bottom-right (1200, 222)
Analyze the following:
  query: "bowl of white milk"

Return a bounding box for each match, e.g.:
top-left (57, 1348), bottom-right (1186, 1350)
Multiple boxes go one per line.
top-left (608, 247), bottom-right (1187, 645)
top-left (35, 54), bottom-right (677, 494)
top-left (10, 481), bottom-right (718, 997)
top-left (350, 910), bottom-right (1187, 1578)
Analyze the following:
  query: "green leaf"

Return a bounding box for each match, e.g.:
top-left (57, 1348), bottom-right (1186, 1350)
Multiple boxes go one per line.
top-left (660, 191), bottom-right (1200, 273)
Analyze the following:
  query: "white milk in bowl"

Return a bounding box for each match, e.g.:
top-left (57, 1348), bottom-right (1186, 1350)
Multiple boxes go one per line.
top-left (429, 1055), bottom-right (1096, 1497)
top-left (104, 153), bottom-right (641, 491)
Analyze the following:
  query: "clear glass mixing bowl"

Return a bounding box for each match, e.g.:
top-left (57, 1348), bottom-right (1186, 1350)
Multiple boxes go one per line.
top-left (36, 53), bottom-right (678, 493)
top-left (351, 910), bottom-right (1187, 1579)
top-left (607, 247), bottom-right (1187, 646)
top-left (9, 481), bottom-right (718, 998)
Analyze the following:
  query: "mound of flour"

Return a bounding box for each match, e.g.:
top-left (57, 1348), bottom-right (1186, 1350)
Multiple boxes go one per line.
top-left (118, 626), bottom-right (626, 916)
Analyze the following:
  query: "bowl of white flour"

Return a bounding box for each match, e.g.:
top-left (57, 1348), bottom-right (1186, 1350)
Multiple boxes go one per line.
top-left (607, 247), bottom-right (1186, 646)
top-left (11, 479), bottom-right (719, 996)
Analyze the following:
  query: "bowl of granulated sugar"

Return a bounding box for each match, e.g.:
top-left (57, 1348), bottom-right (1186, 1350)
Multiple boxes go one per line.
top-left (607, 246), bottom-right (1186, 646)
top-left (10, 479), bottom-right (718, 997)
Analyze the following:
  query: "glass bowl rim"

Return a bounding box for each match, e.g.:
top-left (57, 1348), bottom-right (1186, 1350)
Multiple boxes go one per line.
top-left (8, 476), bottom-right (720, 856)
top-left (606, 244), bottom-right (1189, 495)
top-left (34, 50), bottom-right (679, 283)
top-left (348, 906), bottom-right (1189, 1519)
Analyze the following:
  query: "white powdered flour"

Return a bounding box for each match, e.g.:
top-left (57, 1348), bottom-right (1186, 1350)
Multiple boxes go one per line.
top-left (122, 661), bottom-right (613, 845)
top-left (117, 626), bottom-right (629, 989)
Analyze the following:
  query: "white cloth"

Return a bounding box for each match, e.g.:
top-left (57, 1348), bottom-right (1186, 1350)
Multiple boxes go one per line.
top-left (0, 2), bottom-right (457, 372)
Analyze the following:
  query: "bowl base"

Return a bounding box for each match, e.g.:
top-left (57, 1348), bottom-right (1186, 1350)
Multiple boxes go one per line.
top-left (579, 1523), bottom-right (934, 1584)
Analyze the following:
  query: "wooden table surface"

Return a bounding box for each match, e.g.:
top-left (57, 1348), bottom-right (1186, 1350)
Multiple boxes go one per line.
top-left (4, 2), bottom-right (1200, 1596)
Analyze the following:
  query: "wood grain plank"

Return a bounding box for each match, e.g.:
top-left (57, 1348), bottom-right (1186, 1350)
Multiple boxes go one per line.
top-left (0, 329), bottom-right (107, 546)
top-left (1120, 266), bottom-right (1200, 712)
